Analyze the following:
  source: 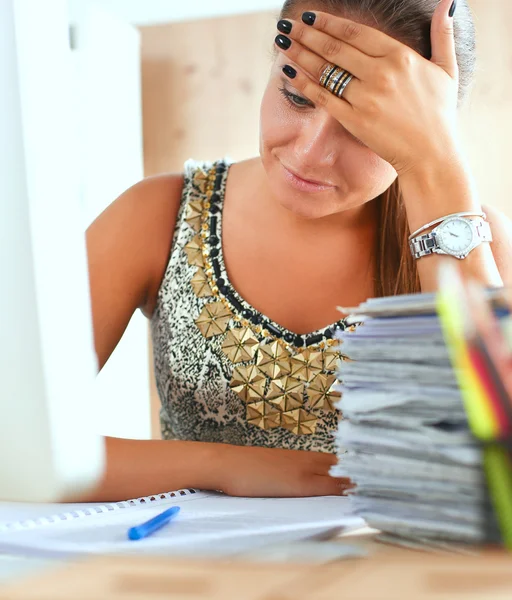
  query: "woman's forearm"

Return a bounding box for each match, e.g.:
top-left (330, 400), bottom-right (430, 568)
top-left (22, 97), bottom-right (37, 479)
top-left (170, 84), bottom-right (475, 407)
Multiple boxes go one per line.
top-left (65, 436), bottom-right (347, 502)
top-left (399, 154), bottom-right (503, 292)
top-left (71, 436), bottom-right (225, 502)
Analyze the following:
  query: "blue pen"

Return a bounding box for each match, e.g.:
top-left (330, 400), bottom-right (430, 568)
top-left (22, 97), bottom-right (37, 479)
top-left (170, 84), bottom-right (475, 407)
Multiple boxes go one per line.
top-left (127, 506), bottom-right (181, 541)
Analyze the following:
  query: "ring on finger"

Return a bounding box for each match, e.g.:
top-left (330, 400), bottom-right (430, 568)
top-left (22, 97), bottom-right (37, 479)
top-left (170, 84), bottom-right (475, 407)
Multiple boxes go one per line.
top-left (319, 63), bottom-right (354, 99)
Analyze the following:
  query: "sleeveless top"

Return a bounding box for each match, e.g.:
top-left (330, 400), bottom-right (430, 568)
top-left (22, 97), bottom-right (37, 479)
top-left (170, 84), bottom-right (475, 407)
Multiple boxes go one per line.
top-left (150, 158), bottom-right (353, 453)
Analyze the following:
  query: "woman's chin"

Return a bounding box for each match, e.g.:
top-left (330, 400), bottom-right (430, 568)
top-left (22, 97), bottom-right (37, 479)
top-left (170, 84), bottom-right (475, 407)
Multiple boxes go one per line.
top-left (273, 182), bottom-right (345, 220)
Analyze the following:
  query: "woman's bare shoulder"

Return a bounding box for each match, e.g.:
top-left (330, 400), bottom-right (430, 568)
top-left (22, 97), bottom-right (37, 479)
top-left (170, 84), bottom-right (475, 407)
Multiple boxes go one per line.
top-left (128, 173), bottom-right (186, 315)
top-left (86, 172), bottom-right (184, 368)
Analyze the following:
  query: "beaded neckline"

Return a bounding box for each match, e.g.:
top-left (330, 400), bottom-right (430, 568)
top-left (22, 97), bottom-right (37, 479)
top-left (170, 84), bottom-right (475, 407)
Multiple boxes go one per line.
top-left (202, 160), bottom-right (349, 351)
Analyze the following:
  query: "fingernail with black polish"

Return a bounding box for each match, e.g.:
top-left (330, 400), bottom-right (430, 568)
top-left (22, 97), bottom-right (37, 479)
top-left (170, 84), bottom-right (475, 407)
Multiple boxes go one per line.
top-left (449, 0), bottom-right (457, 17)
top-left (277, 19), bottom-right (292, 34)
top-left (302, 12), bottom-right (316, 26)
top-left (282, 65), bottom-right (297, 79)
top-left (275, 34), bottom-right (292, 50)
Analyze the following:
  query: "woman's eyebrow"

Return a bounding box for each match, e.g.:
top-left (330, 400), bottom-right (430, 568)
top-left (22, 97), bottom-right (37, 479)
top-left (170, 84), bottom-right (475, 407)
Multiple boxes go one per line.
top-left (279, 77), bottom-right (313, 99)
top-left (279, 74), bottom-right (293, 87)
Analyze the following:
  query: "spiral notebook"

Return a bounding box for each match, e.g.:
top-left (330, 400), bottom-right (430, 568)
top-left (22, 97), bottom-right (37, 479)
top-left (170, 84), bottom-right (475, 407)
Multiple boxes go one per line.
top-left (0, 490), bottom-right (364, 558)
top-left (0, 489), bottom-right (202, 535)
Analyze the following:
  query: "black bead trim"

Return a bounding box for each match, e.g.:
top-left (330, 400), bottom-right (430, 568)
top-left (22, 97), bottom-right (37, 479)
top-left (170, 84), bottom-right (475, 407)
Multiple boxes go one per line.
top-left (212, 259), bottom-right (221, 279)
top-left (306, 334), bottom-right (324, 347)
top-left (250, 314), bottom-right (263, 325)
top-left (265, 323), bottom-right (283, 339)
top-left (226, 293), bottom-right (244, 313)
top-left (200, 160), bottom-right (352, 349)
top-left (294, 335), bottom-right (305, 348)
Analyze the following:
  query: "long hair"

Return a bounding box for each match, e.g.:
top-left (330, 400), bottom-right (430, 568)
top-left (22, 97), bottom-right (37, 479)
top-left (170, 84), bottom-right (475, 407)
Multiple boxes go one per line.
top-left (279, 0), bottom-right (476, 296)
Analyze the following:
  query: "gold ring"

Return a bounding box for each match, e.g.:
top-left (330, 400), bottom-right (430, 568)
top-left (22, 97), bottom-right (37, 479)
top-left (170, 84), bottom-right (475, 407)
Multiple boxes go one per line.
top-left (319, 63), bottom-right (354, 99)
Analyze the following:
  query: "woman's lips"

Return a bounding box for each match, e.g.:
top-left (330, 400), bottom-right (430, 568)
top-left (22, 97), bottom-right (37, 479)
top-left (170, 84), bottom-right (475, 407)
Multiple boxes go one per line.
top-left (282, 164), bottom-right (336, 193)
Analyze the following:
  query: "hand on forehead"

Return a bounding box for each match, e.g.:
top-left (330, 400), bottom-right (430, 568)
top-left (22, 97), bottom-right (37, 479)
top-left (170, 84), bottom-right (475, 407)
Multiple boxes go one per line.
top-left (272, 1), bottom-right (460, 178)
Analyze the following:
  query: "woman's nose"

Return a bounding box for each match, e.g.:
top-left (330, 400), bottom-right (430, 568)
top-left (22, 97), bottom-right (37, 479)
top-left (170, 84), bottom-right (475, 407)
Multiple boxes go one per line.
top-left (293, 113), bottom-right (341, 167)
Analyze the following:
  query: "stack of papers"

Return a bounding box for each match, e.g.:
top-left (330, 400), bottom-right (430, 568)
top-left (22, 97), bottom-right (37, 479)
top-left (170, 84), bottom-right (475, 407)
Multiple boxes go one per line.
top-left (331, 293), bottom-right (503, 549)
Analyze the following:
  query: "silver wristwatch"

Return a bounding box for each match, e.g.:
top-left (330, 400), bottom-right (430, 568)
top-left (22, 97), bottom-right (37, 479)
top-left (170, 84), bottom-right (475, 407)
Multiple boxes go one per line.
top-left (409, 215), bottom-right (492, 260)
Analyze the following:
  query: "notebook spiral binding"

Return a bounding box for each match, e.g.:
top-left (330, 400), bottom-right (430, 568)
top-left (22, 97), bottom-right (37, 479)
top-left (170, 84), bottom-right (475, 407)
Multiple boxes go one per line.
top-left (0, 489), bottom-right (198, 533)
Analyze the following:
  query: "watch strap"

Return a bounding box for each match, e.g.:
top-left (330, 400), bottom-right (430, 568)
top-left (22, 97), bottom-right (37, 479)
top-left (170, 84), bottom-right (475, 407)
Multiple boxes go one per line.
top-left (475, 218), bottom-right (493, 243)
top-left (409, 216), bottom-right (492, 260)
top-left (409, 232), bottom-right (438, 259)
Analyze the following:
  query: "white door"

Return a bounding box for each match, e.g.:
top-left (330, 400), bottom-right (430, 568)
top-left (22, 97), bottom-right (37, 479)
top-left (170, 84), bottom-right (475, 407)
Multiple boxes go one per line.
top-left (0, 0), bottom-right (104, 500)
top-left (71, 2), bottom-right (151, 439)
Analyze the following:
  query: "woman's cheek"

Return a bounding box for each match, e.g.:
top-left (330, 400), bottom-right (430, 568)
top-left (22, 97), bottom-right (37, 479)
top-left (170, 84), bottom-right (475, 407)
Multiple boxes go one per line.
top-left (260, 84), bottom-right (298, 143)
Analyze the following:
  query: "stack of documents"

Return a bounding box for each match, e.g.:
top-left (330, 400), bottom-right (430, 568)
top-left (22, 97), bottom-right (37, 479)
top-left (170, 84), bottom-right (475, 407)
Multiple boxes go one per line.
top-left (330, 292), bottom-right (505, 549)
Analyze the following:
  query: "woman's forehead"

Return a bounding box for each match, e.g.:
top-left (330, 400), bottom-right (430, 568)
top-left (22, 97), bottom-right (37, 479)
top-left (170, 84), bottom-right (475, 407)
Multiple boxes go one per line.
top-left (277, 6), bottom-right (407, 50)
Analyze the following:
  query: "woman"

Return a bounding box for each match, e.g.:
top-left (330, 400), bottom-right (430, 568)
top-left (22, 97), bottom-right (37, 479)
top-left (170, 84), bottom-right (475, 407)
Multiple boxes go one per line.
top-left (85, 0), bottom-right (512, 501)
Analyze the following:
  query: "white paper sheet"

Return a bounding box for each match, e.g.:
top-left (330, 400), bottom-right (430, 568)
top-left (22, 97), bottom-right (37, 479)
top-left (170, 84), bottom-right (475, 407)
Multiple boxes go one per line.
top-left (0, 493), bottom-right (364, 558)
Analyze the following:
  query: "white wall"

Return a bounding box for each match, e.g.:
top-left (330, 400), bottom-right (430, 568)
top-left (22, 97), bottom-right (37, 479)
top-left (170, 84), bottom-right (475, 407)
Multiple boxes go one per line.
top-left (68, 0), bottom-right (282, 25)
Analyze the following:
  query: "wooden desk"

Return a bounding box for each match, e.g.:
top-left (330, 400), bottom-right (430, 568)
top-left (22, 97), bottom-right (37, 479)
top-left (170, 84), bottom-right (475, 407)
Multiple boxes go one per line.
top-left (0, 538), bottom-right (510, 599)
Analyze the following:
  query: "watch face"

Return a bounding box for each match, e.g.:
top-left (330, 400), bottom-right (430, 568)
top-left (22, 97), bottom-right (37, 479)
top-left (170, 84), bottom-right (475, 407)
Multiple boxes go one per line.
top-left (436, 218), bottom-right (474, 256)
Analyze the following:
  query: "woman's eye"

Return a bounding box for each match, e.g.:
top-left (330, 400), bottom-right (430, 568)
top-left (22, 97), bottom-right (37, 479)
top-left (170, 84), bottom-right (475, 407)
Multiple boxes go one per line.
top-left (289, 93), bottom-right (309, 106)
top-left (279, 87), bottom-right (313, 109)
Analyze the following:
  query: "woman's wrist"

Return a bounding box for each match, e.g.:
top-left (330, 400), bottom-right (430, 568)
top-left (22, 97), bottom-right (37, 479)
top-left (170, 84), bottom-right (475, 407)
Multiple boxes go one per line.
top-left (398, 152), bottom-right (502, 291)
top-left (187, 441), bottom-right (233, 492)
top-left (398, 151), bottom-right (482, 235)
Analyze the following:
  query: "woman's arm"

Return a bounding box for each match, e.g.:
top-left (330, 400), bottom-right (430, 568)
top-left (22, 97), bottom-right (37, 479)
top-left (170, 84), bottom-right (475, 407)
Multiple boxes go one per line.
top-left (399, 157), bottom-right (512, 291)
top-left (484, 204), bottom-right (512, 285)
top-left (271, 3), bottom-right (511, 291)
top-left (71, 437), bottom-right (345, 502)
top-left (86, 173), bottom-right (184, 369)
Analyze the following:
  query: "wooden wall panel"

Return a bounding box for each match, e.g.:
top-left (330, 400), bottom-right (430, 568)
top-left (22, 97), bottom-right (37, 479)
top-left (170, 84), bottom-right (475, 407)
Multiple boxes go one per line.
top-left (140, 2), bottom-right (511, 437)
top-left (140, 11), bottom-right (278, 176)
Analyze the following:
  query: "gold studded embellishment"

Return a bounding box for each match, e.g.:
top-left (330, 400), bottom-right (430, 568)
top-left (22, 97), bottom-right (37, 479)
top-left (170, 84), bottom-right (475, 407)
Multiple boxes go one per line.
top-left (246, 401), bottom-right (281, 430)
top-left (281, 409), bottom-right (318, 436)
top-left (222, 328), bottom-right (259, 364)
top-left (195, 302), bottom-right (232, 339)
top-left (307, 373), bottom-right (340, 412)
top-left (323, 348), bottom-right (342, 372)
top-left (184, 235), bottom-right (204, 268)
top-left (193, 168), bottom-right (209, 194)
top-left (184, 197), bottom-right (204, 233)
top-left (190, 269), bottom-right (214, 298)
top-left (290, 349), bottom-right (324, 382)
top-left (266, 376), bottom-right (304, 412)
top-left (230, 365), bottom-right (266, 404)
top-left (256, 341), bottom-right (292, 379)
top-left (184, 163), bottom-right (350, 436)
